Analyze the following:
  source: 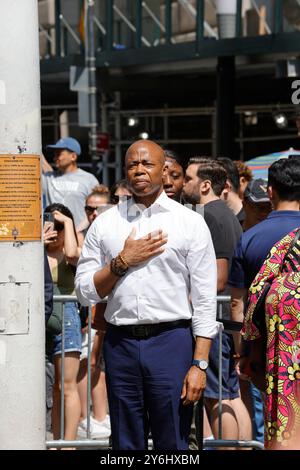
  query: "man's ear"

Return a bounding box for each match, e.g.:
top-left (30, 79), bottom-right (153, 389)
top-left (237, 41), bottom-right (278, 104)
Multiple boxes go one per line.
top-left (71, 152), bottom-right (77, 163)
top-left (240, 176), bottom-right (247, 186)
top-left (267, 185), bottom-right (273, 200)
top-left (225, 179), bottom-right (232, 192)
top-left (200, 179), bottom-right (211, 194)
top-left (221, 180), bottom-right (230, 199)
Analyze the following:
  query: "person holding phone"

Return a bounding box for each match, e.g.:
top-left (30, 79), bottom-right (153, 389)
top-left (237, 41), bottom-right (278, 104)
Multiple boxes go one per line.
top-left (44, 203), bottom-right (81, 446)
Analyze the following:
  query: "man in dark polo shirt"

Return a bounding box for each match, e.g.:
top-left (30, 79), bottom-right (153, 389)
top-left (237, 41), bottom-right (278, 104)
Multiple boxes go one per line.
top-left (230, 158), bottom-right (300, 296)
top-left (229, 157), bottom-right (300, 442)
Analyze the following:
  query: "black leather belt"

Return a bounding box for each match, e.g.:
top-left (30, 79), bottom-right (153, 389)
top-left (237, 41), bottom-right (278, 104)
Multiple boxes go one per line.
top-left (110, 319), bottom-right (191, 338)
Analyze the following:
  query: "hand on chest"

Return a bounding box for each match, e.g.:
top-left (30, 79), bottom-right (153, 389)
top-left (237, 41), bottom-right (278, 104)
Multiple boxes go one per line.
top-left (102, 215), bottom-right (186, 262)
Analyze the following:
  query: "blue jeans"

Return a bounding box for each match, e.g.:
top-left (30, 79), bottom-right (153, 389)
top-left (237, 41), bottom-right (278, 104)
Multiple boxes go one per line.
top-left (250, 382), bottom-right (264, 443)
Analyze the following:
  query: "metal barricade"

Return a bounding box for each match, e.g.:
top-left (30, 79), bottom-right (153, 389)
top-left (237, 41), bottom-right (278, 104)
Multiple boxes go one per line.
top-left (45, 295), bottom-right (264, 450)
top-left (203, 439), bottom-right (264, 450)
top-left (46, 295), bottom-right (111, 450)
top-left (202, 295), bottom-right (264, 450)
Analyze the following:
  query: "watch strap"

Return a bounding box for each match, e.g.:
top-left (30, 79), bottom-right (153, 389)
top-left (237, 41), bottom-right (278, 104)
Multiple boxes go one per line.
top-left (192, 359), bottom-right (208, 371)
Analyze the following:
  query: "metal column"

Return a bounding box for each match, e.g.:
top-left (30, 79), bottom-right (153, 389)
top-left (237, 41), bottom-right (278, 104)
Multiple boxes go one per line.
top-left (114, 92), bottom-right (122, 182)
top-left (101, 93), bottom-right (109, 186)
top-left (85, 0), bottom-right (98, 175)
top-left (0, 0), bottom-right (45, 449)
top-left (216, 56), bottom-right (236, 159)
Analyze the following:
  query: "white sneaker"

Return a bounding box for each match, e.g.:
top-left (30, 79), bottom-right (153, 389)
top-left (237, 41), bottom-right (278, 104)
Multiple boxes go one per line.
top-left (90, 416), bottom-right (111, 439)
top-left (93, 414), bottom-right (111, 431)
top-left (77, 417), bottom-right (110, 439)
top-left (77, 418), bottom-right (90, 438)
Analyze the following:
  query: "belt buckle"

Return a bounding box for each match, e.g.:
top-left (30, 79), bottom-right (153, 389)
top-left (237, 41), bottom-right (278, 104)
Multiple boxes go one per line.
top-left (131, 325), bottom-right (150, 338)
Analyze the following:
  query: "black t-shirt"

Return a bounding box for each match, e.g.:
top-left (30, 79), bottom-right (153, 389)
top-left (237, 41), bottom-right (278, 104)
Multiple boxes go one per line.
top-left (204, 199), bottom-right (242, 319)
top-left (236, 207), bottom-right (245, 227)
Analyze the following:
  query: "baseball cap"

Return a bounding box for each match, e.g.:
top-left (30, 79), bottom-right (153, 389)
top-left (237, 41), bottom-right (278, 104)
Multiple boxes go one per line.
top-left (244, 178), bottom-right (269, 203)
top-left (46, 137), bottom-right (81, 156)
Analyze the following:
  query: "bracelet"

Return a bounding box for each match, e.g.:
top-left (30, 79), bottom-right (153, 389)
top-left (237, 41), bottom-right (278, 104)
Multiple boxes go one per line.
top-left (110, 256), bottom-right (128, 277)
top-left (119, 252), bottom-right (129, 268)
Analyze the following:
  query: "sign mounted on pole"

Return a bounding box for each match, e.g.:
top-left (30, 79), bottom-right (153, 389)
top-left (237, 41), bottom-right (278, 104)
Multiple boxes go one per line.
top-left (96, 132), bottom-right (110, 155)
top-left (0, 154), bottom-right (41, 241)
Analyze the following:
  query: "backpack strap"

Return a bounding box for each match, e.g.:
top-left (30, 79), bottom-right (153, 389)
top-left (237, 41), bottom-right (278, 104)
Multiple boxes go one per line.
top-left (281, 227), bottom-right (300, 272)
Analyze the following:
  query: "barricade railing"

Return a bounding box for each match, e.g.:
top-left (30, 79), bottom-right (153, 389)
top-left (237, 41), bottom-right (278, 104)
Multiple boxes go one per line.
top-left (46, 294), bottom-right (109, 449)
top-left (45, 295), bottom-right (264, 450)
top-left (203, 295), bottom-right (264, 450)
top-left (203, 439), bottom-right (264, 450)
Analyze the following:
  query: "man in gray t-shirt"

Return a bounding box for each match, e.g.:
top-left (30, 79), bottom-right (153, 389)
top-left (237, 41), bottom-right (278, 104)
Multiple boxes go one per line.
top-left (42, 137), bottom-right (99, 228)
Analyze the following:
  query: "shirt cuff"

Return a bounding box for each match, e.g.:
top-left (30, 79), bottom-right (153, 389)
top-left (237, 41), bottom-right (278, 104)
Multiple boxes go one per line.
top-left (75, 272), bottom-right (102, 306)
top-left (192, 318), bottom-right (222, 339)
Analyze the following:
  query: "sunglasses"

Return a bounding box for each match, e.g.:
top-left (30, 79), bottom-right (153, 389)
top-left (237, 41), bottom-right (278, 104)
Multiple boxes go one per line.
top-left (111, 194), bottom-right (131, 204)
top-left (85, 205), bottom-right (99, 214)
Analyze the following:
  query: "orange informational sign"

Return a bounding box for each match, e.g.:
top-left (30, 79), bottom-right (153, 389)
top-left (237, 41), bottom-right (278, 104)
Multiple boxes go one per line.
top-left (0, 154), bottom-right (41, 241)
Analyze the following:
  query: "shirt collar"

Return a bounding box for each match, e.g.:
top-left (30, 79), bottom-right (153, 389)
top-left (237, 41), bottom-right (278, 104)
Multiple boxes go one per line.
top-left (267, 210), bottom-right (300, 219)
top-left (129, 190), bottom-right (172, 214)
top-left (152, 190), bottom-right (173, 211)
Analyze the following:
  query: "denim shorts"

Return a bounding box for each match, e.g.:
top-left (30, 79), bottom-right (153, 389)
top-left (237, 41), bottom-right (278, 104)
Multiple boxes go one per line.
top-left (52, 302), bottom-right (82, 356)
top-left (204, 332), bottom-right (239, 400)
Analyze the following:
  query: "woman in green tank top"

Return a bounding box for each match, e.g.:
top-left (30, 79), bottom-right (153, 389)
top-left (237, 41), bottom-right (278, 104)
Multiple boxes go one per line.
top-left (44, 203), bottom-right (81, 445)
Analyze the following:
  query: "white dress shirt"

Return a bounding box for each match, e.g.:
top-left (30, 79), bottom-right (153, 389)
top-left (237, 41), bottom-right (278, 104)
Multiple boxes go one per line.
top-left (75, 191), bottom-right (219, 338)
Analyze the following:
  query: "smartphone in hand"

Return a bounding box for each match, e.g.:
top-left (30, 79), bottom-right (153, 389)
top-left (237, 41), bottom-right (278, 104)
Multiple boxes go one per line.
top-left (43, 212), bottom-right (54, 231)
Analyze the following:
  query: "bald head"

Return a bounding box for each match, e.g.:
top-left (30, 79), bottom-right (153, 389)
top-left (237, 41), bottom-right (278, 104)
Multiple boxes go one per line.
top-left (125, 140), bottom-right (165, 167)
top-left (125, 140), bottom-right (166, 201)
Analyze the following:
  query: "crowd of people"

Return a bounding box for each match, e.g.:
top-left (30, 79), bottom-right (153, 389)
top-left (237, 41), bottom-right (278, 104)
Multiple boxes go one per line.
top-left (42, 136), bottom-right (300, 451)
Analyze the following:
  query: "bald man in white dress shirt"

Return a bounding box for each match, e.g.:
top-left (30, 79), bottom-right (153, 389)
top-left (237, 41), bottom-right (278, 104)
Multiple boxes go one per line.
top-left (75, 140), bottom-right (218, 450)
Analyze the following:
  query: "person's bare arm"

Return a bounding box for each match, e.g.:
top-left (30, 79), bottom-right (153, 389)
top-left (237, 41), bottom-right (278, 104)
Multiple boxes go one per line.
top-left (77, 231), bottom-right (85, 248)
top-left (41, 153), bottom-right (53, 173)
top-left (52, 210), bottom-right (81, 263)
top-left (231, 286), bottom-right (247, 354)
top-left (93, 264), bottom-right (121, 299)
top-left (92, 302), bottom-right (108, 333)
top-left (181, 336), bottom-right (211, 405)
top-left (216, 258), bottom-right (228, 292)
top-left (93, 228), bottom-right (168, 299)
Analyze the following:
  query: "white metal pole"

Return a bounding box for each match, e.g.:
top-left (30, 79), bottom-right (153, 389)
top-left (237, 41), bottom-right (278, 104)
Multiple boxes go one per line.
top-left (114, 92), bottom-right (122, 182)
top-left (85, 0), bottom-right (98, 176)
top-left (0, 0), bottom-right (45, 449)
top-left (101, 93), bottom-right (109, 186)
top-left (216, 0), bottom-right (237, 38)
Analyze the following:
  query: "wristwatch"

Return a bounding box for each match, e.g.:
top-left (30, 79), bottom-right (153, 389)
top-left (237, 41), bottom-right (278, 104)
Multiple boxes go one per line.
top-left (191, 359), bottom-right (209, 371)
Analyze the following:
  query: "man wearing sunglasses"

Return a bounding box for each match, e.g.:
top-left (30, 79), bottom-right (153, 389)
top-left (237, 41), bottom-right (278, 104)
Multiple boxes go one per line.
top-left (77, 185), bottom-right (111, 244)
top-left (85, 185), bottom-right (111, 223)
top-left (77, 184), bottom-right (112, 439)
